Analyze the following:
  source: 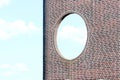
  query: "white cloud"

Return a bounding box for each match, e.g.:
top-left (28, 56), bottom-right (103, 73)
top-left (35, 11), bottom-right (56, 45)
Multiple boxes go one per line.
top-left (0, 0), bottom-right (10, 8)
top-left (15, 63), bottom-right (29, 71)
top-left (2, 71), bottom-right (15, 77)
top-left (57, 25), bottom-right (87, 44)
top-left (0, 18), bottom-right (40, 40)
top-left (0, 64), bottom-right (11, 69)
top-left (0, 63), bottom-right (29, 77)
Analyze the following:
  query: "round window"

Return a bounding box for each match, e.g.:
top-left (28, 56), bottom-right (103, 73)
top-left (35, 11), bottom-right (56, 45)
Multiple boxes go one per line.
top-left (57, 14), bottom-right (87, 60)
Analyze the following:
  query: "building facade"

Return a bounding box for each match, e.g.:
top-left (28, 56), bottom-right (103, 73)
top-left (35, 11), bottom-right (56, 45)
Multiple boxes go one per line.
top-left (43, 0), bottom-right (120, 80)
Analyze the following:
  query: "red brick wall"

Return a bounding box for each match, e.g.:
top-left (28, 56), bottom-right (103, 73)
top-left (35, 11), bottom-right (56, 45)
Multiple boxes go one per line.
top-left (43, 0), bottom-right (120, 80)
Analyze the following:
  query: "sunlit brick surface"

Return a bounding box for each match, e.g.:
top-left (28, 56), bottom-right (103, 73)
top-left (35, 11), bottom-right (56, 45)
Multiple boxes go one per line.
top-left (43, 0), bottom-right (120, 80)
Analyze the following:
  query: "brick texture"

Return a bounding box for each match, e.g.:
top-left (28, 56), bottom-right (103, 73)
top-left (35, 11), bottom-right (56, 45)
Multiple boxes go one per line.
top-left (43, 0), bottom-right (120, 80)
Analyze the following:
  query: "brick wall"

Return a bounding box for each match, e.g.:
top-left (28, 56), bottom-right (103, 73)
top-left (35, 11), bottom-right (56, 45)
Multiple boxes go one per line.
top-left (43, 0), bottom-right (120, 80)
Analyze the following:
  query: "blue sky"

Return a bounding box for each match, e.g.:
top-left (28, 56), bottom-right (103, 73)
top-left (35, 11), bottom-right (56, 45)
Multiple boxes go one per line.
top-left (0, 0), bottom-right (43, 80)
top-left (0, 0), bottom-right (87, 80)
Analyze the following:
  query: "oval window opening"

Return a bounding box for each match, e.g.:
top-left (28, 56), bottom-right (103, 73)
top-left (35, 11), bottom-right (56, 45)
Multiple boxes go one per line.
top-left (57, 14), bottom-right (87, 60)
